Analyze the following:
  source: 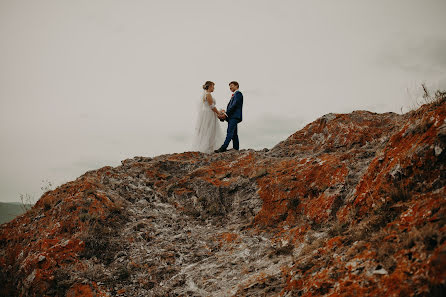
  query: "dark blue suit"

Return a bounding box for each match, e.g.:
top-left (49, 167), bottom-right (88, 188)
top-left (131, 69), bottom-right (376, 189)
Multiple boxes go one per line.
top-left (220, 90), bottom-right (243, 150)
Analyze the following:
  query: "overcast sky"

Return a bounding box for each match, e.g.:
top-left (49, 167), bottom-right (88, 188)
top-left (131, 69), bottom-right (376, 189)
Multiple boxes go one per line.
top-left (1, 0), bottom-right (445, 203)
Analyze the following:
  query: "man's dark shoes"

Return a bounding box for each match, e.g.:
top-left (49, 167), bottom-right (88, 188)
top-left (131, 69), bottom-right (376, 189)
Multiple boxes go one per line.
top-left (214, 148), bottom-right (227, 153)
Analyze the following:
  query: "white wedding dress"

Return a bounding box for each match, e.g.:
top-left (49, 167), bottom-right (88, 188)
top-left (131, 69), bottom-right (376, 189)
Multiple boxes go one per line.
top-left (192, 91), bottom-right (224, 153)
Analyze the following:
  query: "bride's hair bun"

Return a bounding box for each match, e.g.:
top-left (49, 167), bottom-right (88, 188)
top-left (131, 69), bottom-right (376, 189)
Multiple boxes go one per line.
top-left (202, 81), bottom-right (214, 90)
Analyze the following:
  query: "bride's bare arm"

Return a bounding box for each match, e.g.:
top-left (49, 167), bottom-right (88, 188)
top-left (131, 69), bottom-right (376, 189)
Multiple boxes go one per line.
top-left (206, 94), bottom-right (220, 114)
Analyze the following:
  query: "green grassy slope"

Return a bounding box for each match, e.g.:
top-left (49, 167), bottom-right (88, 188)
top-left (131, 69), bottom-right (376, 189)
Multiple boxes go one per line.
top-left (0, 202), bottom-right (32, 225)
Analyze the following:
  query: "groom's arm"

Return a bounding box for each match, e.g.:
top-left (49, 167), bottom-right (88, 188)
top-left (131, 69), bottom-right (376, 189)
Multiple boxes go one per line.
top-left (226, 92), bottom-right (243, 117)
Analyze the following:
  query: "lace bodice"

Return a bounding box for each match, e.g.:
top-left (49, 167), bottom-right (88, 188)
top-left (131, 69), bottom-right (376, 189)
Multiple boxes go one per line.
top-left (204, 91), bottom-right (216, 109)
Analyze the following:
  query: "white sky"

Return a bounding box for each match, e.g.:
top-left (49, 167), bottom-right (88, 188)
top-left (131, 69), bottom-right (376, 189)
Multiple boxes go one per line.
top-left (1, 0), bottom-right (445, 203)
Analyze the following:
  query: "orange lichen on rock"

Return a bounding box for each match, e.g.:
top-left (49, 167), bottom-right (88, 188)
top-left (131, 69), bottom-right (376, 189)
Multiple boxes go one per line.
top-left (253, 155), bottom-right (348, 228)
top-left (1, 97), bottom-right (445, 296)
top-left (217, 232), bottom-right (240, 249)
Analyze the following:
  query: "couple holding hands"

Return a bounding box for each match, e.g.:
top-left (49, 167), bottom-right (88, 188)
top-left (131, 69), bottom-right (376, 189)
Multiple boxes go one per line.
top-left (192, 81), bottom-right (243, 154)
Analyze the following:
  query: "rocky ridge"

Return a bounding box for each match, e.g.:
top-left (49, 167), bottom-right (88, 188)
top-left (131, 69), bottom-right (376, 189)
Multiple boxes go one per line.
top-left (1, 96), bottom-right (445, 296)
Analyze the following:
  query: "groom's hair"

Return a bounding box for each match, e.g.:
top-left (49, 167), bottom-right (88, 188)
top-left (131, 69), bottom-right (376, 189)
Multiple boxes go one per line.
top-left (229, 81), bottom-right (239, 88)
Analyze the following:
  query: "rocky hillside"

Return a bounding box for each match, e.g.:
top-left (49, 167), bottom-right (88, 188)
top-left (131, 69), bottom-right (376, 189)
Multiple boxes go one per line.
top-left (1, 96), bottom-right (445, 297)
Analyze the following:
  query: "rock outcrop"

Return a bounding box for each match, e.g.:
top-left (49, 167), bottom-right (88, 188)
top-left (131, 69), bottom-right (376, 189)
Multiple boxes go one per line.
top-left (1, 97), bottom-right (445, 296)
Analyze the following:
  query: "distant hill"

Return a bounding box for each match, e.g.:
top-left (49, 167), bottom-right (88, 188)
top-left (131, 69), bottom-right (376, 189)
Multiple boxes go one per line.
top-left (0, 202), bottom-right (32, 224)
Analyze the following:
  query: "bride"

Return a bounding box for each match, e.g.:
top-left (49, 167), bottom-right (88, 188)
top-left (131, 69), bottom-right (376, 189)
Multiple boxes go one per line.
top-left (192, 81), bottom-right (225, 153)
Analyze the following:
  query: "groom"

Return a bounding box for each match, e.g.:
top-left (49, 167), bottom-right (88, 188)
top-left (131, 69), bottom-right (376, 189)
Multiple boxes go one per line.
top-left (215, 81), bottom-right (243, 153)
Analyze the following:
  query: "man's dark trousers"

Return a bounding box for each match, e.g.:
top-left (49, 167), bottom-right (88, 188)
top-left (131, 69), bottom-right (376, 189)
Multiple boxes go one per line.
top-left (221, 118), bottom-right (239, 150)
